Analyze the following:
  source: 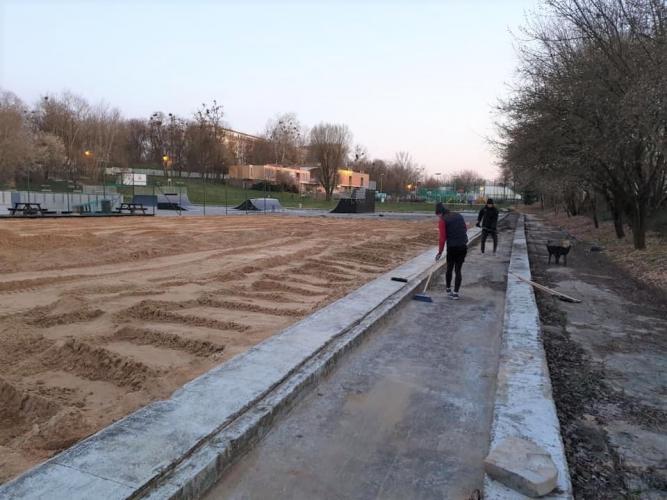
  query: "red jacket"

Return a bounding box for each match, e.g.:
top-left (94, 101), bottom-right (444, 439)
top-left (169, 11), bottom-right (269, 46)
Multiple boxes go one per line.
top-left (438, 216), bottom-right (446, 253)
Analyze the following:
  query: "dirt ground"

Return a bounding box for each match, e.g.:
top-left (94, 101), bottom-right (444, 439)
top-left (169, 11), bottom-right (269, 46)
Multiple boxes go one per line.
top-left (521, 206), bottom-right (667, 292)
top-left (525, 215), bottom-right (667, 499)
top-left (0, 214), bottom-right (435, 484)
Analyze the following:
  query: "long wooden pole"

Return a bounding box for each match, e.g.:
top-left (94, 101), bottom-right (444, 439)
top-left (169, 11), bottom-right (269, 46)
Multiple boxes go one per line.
top-left (509, 272), bottom-right (582, 303)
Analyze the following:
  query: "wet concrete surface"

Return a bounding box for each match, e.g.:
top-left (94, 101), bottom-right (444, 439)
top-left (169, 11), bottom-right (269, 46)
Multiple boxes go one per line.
top-left (204, 217), bottom-right (515, 500)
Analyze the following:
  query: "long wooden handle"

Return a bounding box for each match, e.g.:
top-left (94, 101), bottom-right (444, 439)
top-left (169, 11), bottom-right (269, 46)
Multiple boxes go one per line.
top-left (422, 271), bottom-right (434, 293)
top-left (509, 272), bottom-right (582, 303)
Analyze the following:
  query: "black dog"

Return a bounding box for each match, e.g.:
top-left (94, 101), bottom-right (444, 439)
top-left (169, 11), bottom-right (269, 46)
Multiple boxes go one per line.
top-left (547, 240), bottom-right (571, 266)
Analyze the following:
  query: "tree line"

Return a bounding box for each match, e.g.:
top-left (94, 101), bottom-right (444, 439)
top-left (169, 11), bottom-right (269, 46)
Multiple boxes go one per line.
top-left (496, 0), bottom-right (666, 249)
top-left (0, 88), bottom-right (491, 201)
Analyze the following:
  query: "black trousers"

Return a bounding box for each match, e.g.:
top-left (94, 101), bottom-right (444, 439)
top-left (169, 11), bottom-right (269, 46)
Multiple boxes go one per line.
top-left (481, 229), bottom-right (498, 253)
top-left (445, 245), bottom-right (467, 292)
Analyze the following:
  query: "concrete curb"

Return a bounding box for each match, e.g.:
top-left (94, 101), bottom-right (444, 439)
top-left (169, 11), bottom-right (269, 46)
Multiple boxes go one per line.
top-left (484, 215), bottom-right (572, 499)
top-left (1, 228), bottom-right (483, 500)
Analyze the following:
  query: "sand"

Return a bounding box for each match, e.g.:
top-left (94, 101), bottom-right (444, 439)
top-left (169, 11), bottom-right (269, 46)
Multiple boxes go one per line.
top-left (0, 214), bottom-right (435, 483)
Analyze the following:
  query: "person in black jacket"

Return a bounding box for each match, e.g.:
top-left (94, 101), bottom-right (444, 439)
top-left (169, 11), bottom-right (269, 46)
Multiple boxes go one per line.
top-left (435, 202), bottom-right (469, 300)
top-left (476, 199), bottom-right (499, 254)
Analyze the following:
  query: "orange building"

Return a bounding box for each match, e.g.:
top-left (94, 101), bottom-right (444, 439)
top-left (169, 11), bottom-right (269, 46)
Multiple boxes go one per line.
top-left (336, 169), bottom-right (370, 189)
top-left (228, 164), bottom-right (314, 187)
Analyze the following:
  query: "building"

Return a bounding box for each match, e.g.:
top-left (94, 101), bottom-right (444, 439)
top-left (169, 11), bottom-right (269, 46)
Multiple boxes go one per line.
top-left (228, 164), bottom-right (317, 192)
top-left (222, 128), bottom-right (265, 166)
top-left (336, 169), bottom-right (370, 190)
top-left (228, 164), bottom-right (372, 195)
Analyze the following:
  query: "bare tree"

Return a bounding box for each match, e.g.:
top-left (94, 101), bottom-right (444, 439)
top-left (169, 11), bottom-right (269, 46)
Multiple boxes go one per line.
top-left (383, 152), bottom-right (420, 195)
top-left (188, 100), bottom-right (230, 180)
top-left (309, 123), bottom-right (352, 200)
top-left (447, 169), bottom-right (485, 194)
top-left (0, 90), bottom-right (33, 185)
top-left (148, 111), bottom-right (167, 169)
top-left (35, 92), bottom-right (90, 181)
top-left (123, 119), bottom-right (149, 166)
top-left (165, 113), bottom-right (187, 176)
top-left (82, 102), bottom-right (122, 179)
top-left (264, 112), bottom-right (306, 164)
top-left (496, 0), bottom-right (667, 249)
top-left (33, 132), bottom-right (66, 181)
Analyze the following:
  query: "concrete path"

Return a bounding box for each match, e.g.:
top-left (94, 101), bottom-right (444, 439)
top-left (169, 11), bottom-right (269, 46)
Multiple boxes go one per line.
top-left (525, 215), bottom-right (667, 498)
top-left (204, 218), bottom-right (515, 500)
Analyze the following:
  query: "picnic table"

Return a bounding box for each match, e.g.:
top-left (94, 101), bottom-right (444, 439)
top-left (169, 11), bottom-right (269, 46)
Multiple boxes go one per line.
top-left (7, 202), bottom-right (47, 216)
top-left (115, 202), bottom-right (147, 214)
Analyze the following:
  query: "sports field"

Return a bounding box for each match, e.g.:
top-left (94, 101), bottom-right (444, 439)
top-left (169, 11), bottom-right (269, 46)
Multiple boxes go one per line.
top-left (0, 215), bottom-right (434, 483)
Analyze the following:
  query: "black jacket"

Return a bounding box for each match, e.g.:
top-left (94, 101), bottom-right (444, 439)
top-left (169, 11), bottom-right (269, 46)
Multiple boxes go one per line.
top-left (477, 206), bottom-right (499, 231)
top-left (443, 211), bottom-right (468, 248)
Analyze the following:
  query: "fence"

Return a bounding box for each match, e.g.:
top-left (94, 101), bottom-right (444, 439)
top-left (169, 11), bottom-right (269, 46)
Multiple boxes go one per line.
top-left (418, 182), bottom-right (521, 203)
top-left (0, 191), bottom-right (124, 214)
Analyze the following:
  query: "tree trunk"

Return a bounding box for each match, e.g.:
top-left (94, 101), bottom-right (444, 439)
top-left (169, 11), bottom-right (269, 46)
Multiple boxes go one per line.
top-left (591, 194), bottom-right (599, 229)
top-left (612, 208), bottom-right (625, 239)
top-left (632, 203), bottom-right (647, 250)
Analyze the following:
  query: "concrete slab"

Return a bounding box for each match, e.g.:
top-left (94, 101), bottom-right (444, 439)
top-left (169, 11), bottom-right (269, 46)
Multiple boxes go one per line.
top-left (0, 226), bottom-right (483, 500)
top-left (484, 216), bottom-right (572, 499)
top-left (200, 217), bottom-right (516, 499)
top-left (485, 437), bottom-right (558, 497)
top-left (0, 463), bottom-right (133, 500)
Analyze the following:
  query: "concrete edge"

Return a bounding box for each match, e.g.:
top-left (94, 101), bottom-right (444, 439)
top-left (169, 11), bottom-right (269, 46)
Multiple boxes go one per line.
top-left (141, 259), bottom-right (428, 499)
top-left (144, 227), bottom-right (494, 499)
top-left (142, 226), bottom-right (491, 499)
top-left (0, 226), bottom-right (484, 500)
top-left (484, 215), bottom-right (572, 499)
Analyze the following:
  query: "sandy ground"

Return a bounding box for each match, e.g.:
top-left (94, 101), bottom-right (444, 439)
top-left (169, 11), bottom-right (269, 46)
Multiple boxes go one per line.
top-left (0, 215), bottom-right (435, 484)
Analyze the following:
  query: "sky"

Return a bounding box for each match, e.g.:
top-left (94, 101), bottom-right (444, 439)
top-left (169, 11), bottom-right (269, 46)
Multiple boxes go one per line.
top-left (0, 0), bottom-right (538, 178)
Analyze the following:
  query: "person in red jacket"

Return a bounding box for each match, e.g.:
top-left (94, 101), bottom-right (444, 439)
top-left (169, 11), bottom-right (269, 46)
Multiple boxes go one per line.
top-left (435, 202), bottom-right (469, 300)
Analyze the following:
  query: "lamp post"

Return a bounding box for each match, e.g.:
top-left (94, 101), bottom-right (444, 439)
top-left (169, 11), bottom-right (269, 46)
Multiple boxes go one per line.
top-left (161, 155), bottom-right (170, 214)
top-left (434, 172), bottom-right (442, 201)
top-left (223, 162), bottom-right (228, 216)
top-left (83, 149), bottom-right (97, 207)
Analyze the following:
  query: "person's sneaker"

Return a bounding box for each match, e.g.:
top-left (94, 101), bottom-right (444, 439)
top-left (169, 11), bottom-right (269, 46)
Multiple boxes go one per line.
top-left (450, 292), bottom-right (460, 300)
top-left (446, 287), bottom-right (452, 296)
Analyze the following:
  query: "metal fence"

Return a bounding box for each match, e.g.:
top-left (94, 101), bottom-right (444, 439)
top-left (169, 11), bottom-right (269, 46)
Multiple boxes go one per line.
top-left (418, 182), bottom-right (521, 203)
top-left (0, 190), bottom-right (124, 214)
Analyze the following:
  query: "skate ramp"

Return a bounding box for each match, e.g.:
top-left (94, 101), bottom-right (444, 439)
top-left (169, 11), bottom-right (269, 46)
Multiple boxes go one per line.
top-left (234, 198), bottom-right (283, 212)
top-left (331, 189), bottom-right (376, 214)
top-left (137, 190), bottom-right (193, 210)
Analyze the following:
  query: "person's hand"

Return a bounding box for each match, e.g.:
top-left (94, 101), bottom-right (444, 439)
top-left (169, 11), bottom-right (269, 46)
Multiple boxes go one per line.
top-left (435, 252), bottom-right (442, 261)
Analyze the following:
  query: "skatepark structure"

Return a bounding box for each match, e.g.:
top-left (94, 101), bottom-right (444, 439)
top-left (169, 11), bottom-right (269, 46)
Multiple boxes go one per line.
top-left (131, 192), bottom-right (193, 211)
top-left (234, 198), bottom-right (284, 212)
top-left (331, 188), bottom-right (376, 214)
